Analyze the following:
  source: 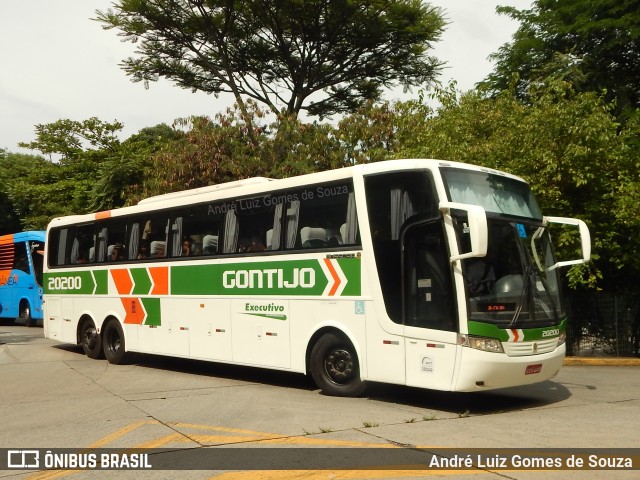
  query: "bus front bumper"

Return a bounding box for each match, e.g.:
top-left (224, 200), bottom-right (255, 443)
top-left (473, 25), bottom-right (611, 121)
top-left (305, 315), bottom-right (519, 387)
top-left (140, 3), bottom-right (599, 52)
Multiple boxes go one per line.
top-left (453, 343), bottom-right (565, 392)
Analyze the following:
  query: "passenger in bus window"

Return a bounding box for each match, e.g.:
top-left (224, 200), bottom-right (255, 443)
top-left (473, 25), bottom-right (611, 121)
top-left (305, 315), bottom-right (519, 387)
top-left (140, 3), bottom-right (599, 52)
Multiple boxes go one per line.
top-left (247, 236), bottom-right (266, 253)
top-left (137, 240), bottom-right (150, 260)
top-left (181, 237), bottom-right (192, 256)
top-left (110, 243), bottom-right (124, 262)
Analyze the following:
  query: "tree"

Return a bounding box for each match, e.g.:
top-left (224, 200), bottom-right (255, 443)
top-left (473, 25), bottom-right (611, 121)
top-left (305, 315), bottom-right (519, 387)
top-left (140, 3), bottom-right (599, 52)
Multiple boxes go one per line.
top-left (19, 117), bottom-right (123, 161)
top-left (96, 0), bottom-right (445, 124)
top-left (3, 154), bottom-right (71, 230)
top-left (481, 0), bottom-right (640, 118)
top-left (91, 123), bottom-right (183, 211)
top-left (139, 101), bottom-right (348, 199)
top-left (0, 150), bottom-right (50, 233)
top-left (14, 118), bottom-right (177, 224)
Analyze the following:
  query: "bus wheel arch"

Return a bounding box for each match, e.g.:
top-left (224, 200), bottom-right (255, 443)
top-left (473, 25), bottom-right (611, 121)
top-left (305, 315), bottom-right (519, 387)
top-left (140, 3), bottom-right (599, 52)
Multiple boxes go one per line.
top-left (102, 317), bottom-right (130, 365)
top-left (19, 299), bottom-right (35, 327)
top-left (307, 328), bottom-right (366, 397)
top-left (78, 315), bottom-right (104, 359)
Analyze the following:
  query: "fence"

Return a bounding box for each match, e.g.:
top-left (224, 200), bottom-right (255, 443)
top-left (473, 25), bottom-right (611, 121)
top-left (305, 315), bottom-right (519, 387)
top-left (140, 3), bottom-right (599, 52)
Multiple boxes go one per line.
top-left (565, 292), bottom-right (640, 357)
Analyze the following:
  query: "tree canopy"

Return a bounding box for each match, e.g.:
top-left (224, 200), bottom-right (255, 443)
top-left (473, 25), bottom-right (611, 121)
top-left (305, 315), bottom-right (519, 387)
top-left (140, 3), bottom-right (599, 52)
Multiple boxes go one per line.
top-left (481, 0), bottom-right (640, 117)
top-left (96, 0), bottom-right (446, 119)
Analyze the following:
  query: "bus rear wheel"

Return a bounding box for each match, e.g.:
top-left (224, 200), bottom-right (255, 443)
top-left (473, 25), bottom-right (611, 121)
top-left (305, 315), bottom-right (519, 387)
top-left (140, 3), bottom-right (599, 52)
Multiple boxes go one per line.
top-left (310, 333), bottom-right (366, 397)
top-left (80, 320), bottom-right (104, 359)
top-left (102, 320), bottom-right (129, 365)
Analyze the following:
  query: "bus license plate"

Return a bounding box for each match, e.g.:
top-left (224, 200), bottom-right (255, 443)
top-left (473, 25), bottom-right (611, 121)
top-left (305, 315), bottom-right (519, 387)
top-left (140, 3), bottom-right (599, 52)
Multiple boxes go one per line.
top-left (525, 364), bottom-right (543, 375)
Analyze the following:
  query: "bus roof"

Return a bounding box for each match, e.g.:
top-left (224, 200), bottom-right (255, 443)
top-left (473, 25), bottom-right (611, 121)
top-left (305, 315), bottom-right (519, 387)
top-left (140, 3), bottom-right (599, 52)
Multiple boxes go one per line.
top-left (0, 231), bottom-right (46, 244)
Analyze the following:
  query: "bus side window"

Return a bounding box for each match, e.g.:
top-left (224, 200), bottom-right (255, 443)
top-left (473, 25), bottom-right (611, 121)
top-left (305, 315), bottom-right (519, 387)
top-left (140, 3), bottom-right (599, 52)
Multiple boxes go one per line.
top-left (224, 196), bottom-right (274, 254)
top-left (140, 214), bottom-right (170, 259)
top-left (291, 183), bottom-right (358, 250)
top-left (71, 224), bottom-right (96, 264)
top-left (128, 222), bottom-right (142, 260)
top-left (51, 228), bottom-right (70, 266)
top-left (172, 204), bottom-right (221, 257)
top-left (13, 242), bottom-right (30, 273)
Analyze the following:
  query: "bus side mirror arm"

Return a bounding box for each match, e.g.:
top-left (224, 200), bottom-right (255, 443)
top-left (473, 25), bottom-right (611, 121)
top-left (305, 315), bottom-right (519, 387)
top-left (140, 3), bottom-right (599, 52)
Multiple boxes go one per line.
top-left (439, 202), bottom-right (488, 263)
top-left (543, 216), bottom-right (591, 270)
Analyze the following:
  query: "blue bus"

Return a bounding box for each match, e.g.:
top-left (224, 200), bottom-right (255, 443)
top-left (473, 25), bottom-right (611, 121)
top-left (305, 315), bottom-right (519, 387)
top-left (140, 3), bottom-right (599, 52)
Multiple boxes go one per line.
top-left (0, 231), bottom-right (45, 327)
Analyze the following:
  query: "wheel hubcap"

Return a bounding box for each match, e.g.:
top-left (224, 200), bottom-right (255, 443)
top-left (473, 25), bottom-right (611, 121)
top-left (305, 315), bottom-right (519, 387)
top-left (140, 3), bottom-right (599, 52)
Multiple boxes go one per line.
top-left (324, 348), bottom-right (354, 384)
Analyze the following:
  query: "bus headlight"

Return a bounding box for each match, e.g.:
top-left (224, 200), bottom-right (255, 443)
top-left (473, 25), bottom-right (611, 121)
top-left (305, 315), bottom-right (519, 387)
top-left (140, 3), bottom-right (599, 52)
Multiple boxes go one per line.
top-left (460, 334), bottom-right (504, 353)
top-left (558, 331), bottom-right (566, 346)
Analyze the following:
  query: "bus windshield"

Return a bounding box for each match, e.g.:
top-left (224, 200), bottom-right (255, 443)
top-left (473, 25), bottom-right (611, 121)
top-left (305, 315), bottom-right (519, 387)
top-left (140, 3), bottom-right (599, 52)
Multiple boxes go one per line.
top-left (460, 219), bottom-right (563, 328)
top-left (441, 168), bottom-right (542, 220)
top-left (441, 167), bottom-right (562, 327)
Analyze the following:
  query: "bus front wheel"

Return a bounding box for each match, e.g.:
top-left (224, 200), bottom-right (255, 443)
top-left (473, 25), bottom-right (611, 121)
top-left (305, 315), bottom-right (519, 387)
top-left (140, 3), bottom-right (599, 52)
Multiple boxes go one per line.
top-left (80, 319), bottom-right (104, 359)
top-left (310, 333), bottom-right (366, 397)
top-left (102, 320), bottom-right (129, 365)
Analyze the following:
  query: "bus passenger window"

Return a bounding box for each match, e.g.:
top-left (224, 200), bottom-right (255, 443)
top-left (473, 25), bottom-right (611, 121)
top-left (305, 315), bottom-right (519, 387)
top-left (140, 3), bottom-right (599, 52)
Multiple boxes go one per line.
top-left (290, 182), bottom-right (359, 250)
top-left (172, 204), bottom-right (221, 257)
top-left (13, 243), bottom-right (30, 273)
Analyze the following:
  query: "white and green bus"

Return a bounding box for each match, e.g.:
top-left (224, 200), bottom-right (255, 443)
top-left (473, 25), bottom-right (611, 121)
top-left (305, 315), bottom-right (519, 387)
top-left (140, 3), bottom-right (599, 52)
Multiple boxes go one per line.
top-left (43, 159), bottom-right (590, 396)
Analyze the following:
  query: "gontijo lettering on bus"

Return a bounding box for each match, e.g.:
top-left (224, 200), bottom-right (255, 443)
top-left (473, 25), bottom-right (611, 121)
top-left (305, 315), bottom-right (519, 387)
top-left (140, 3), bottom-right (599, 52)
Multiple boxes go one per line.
top-left (171, 258), bottom-right (361, 296)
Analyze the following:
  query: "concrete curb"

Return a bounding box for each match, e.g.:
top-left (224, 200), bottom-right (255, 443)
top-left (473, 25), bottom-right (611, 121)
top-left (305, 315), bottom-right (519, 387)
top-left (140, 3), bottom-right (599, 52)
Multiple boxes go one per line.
top-left (563, 356), bottom-right (640, 366)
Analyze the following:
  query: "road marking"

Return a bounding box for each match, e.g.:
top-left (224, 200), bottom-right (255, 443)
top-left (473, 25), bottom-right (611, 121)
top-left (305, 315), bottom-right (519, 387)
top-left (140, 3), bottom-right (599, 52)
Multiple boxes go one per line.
top-left (24, 420), bottom-right (477, 480)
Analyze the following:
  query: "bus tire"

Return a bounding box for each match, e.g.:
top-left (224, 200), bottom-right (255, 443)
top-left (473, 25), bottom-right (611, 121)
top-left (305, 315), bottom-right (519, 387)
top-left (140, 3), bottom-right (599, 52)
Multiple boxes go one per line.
top-left (80, 319), bottom-right (104, 359)
top-left (102, 320), bottom-right (129, 365)
top-left (20, 302), bottom-right (35, 327)
top-left (310, 333), bottom-right (366, 397)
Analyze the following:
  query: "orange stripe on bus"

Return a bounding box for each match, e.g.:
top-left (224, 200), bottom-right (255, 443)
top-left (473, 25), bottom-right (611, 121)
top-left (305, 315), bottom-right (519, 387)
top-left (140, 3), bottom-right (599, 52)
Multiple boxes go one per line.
top-left (0, 234), bottom-right (15, 245)
top-left (122, 297), bottom-right (145, 324)
top-left (111, 269), bottom-right (133, 295)
top-left (95, 211), bottom-right (112, 220)
top-left (323, 258), bottom-right (341, 296)
top-left (149, 266), bottom-right (169, 295)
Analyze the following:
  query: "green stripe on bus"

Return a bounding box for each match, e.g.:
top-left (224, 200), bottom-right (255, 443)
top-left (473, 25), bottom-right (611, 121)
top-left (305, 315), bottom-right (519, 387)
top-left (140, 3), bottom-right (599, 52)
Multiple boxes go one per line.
top-left (131, 268), bottom-right (152, 295)
top-left (93, 270), bottom-right (108, 294)
top-left (468, 319), bottom-right (566, 341)
top-left (141, 298), bottom-right (161, 326)
top-left (337, 257), bottom-right (361, 296)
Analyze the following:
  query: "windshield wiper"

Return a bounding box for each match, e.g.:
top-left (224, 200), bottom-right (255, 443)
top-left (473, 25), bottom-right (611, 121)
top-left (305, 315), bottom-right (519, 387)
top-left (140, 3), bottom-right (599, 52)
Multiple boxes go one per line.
top-left (510, 263), bottom-right (533, 327)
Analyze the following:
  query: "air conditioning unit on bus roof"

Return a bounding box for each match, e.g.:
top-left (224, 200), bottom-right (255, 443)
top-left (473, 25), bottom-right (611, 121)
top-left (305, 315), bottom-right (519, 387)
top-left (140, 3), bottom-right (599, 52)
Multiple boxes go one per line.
top-left (138, 177), bottom-right (274, 205)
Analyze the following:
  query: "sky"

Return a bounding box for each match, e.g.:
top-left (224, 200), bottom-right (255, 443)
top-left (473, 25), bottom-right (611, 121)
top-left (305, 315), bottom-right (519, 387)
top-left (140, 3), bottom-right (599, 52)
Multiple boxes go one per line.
top-left (0, 0), bottom-right (532, 155)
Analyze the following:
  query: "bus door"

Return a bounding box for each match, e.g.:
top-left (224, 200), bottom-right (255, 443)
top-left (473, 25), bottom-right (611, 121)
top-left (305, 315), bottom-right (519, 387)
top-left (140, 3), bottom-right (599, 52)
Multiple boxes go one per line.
top-left (402, 221), bottom-right (458, 390)
top-left (28, 240), bottom-right (45, 320)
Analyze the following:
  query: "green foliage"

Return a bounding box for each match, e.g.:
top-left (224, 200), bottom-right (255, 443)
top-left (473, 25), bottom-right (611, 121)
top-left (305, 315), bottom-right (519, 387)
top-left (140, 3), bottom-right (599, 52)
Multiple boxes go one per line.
top-left (482, 0), bottom-right (640, 118)
top-left (3, 154), bottom-right (77, 230)
top-left (0, 150), bottom-right (48, 232)
top-left (91, 124), bottom-right (182, 210)
top-left (18, 117), bottom-right (123, 161)
top-left (9, 119), bottom-right (181, 227)
top-left (96, 0), bottom-right (445, 118)
top-left (140, 105), bottom-right (267, 200)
